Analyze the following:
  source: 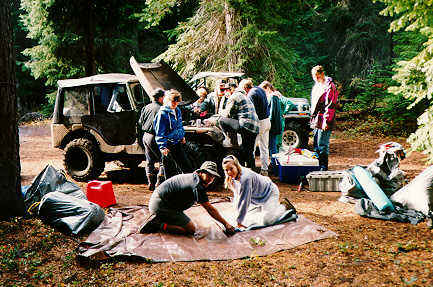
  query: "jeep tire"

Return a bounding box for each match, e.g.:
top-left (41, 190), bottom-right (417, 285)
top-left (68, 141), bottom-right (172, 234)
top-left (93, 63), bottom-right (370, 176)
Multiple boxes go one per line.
top-left (64, 138), bottom-right (105, 181)
top-left (282, 121), bottom-right (309, 149)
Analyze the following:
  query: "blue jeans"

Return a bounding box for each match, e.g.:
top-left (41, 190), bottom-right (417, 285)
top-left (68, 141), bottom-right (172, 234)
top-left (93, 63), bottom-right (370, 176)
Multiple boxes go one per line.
top-left (313, 129), bottom-right (332, 170)
top-left (269, 134), bottom-right (278, 166)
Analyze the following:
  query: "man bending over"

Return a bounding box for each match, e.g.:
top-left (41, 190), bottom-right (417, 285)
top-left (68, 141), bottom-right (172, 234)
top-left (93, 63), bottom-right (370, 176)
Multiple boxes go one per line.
top-left (140, 161), bottom-right (236, 236)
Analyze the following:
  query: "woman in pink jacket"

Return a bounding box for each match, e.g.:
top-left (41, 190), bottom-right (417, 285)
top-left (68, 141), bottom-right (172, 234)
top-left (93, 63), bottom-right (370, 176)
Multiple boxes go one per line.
top-left (310, 65), bottom-right (339, 171)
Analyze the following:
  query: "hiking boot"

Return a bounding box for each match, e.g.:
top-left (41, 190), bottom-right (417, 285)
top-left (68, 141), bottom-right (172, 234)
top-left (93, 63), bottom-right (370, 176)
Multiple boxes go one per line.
top-left (147, 174), bottom-right (157, 191)
top-left (282, 198), bottom-right (297, 213)
top-left (139, 213), bottom-right (162, 234)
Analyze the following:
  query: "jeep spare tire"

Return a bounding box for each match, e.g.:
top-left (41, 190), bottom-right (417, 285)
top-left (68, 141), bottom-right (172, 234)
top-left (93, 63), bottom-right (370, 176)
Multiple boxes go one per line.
top-left (282, 121), bottom-right (308, 149)
top-left (64, 138), bottom-right (105, 181)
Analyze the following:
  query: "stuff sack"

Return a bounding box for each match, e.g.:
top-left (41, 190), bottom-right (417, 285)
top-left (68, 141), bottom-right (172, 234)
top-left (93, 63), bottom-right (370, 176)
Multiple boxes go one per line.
top-left (367, 142), bottom-right (406, 196)
top-left (390, 166), bottom-right (433, 216)
top-left (38, 191), bottom-right (105, 235)
top-left (339, 168), bottom-right (366, 203)
top-left (24, 165), bottom-right (85, 211)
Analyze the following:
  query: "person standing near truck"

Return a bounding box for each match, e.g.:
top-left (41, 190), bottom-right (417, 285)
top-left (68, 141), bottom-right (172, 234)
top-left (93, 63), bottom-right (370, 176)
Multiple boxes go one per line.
top-left (154, 89), bottom-right (193, 182)
top-left (139, 88), bottom-right (165, 190)
top-left (219, 79), bottom-right (259, 169)
top-left (259, 81), bottom-right (283, 169)
top-left (247, 80), bottom-right (270, 176)
top-left (310, 65), bottom-right (339, 171)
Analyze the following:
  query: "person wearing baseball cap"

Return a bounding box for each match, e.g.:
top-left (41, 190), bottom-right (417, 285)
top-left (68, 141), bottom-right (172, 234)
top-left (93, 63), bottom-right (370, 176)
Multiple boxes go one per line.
top-left (140, 161), bottom-right (236, 237)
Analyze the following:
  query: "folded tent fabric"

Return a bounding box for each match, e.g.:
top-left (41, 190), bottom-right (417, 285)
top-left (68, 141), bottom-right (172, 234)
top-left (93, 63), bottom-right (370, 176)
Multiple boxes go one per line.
top-left (24, 165), bottom-right (86, 212)
top-left (38, 191), bottom-right (105, 235)
top-left (355, 198), bottom-right (425, 225)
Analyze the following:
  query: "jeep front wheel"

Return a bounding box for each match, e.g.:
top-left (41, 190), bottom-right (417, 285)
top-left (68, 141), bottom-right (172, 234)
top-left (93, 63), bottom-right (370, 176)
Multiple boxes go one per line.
top-left (282, 122), bottom-right (308, 149)
top-left (63, 138), bottom-right (105, 181)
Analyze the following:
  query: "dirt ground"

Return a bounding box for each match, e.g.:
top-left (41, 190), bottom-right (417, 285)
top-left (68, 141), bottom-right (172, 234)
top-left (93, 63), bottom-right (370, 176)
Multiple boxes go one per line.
top-left (1, 122), bottom-right (433, 286)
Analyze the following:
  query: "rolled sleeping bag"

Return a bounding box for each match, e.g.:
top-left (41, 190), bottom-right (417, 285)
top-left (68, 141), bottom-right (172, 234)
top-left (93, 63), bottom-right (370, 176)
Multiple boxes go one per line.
top-left (352, 165), bottom-right (394, 211)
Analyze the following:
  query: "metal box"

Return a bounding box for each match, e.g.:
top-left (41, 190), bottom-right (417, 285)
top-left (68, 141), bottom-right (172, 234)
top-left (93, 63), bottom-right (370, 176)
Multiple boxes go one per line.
top-left (306, 170), bottom-right (345, 192)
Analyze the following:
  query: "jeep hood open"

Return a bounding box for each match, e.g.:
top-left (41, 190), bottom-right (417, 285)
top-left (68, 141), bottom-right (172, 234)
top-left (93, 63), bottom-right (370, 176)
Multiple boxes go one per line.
top-left (130, 56), bottom-right (197, 103)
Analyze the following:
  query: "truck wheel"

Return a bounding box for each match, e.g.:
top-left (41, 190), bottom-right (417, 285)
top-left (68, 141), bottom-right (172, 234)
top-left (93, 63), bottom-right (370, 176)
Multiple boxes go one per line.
top-left (282, 122), bottom-right (308, 149)
top-left (64, 138), bottom-right (105, 181)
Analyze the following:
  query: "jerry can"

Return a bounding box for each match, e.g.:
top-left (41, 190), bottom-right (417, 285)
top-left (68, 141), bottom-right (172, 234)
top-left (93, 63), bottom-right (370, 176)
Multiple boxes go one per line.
top-left (86, 180), bottom-right (116, 208)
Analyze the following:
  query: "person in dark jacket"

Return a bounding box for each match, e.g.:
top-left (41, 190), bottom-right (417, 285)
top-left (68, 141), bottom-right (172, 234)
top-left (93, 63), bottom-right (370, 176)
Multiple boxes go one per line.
top-left (140, 161), bottom-right (236, 236)
top-left (259, 81), bottom-right (282, 169)
top-left (154, 89), bottom-right (193, 182)
top-left (138, 88), bottom-right (165, 190)
top-left (246, 80), bottom-right (270, 175)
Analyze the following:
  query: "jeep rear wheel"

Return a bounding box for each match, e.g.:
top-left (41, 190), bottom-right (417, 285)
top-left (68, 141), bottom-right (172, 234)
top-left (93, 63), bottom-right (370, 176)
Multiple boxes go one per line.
top-left (64, 138), bottom-right (105, 181)
top-left (282, 122), bottom-right (308, 149)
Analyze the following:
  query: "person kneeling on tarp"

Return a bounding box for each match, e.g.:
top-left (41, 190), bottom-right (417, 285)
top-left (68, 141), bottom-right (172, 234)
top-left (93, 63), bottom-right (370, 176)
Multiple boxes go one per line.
top-left (140, 161), bottom-right (236, 236)
top-left (222, 155), bottom-right (297, 230)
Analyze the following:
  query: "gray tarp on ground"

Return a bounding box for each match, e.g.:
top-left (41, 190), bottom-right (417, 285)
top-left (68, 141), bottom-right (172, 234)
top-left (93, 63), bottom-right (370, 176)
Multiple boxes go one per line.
top-left (77, 199), bottom-right (337, 262)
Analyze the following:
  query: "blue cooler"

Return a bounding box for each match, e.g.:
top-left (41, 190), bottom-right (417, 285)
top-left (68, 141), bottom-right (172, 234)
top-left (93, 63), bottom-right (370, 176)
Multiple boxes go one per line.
top-left (275, 155), bottom-right (320, 184)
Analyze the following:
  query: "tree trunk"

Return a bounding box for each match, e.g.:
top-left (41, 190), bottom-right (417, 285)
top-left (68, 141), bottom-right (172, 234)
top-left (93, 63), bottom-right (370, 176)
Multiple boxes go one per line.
top-left (0, 1), bottom-right (25, 216)
top-left (224, 1), bottom-right (236, 71)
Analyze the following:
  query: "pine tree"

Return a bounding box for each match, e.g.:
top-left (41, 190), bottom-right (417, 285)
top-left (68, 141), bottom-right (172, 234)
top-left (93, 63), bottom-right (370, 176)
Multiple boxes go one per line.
top-left (20, 0), bottom-right (146, 86)
top-left (376, 0), bottom-right (433, 162)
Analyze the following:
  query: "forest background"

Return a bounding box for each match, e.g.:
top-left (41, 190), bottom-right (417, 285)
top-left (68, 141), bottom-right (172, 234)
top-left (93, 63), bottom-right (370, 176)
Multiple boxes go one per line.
top-left (11, 0), bottom-right (433, 161)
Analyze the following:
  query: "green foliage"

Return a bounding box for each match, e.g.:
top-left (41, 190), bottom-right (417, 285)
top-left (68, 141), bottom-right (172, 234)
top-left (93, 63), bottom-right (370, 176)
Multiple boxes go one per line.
top-left (376, 0), bottom-right (433, 162)
top-left (20, 0), bottom-right (146, 86)
top-left (145, 0), bottom-right (302, 96)
top-left (321, 0), bottom-right (393, 84)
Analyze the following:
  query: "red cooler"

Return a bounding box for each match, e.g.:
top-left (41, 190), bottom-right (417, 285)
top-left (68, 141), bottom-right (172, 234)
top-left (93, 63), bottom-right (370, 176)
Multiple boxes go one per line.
top-left (86, 180), bottom-right (116, 208)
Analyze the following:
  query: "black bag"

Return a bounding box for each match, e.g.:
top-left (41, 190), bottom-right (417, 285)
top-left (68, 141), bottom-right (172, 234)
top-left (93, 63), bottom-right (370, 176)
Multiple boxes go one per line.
top-left (38, 191), bottom-right (105, 235)
top-left (24, 165), bottom-right (85, 212)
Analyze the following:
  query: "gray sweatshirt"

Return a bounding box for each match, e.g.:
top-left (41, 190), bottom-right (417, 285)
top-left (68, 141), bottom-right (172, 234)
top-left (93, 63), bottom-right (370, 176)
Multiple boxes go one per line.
top-left (232, 167), bottom-right (274, 224)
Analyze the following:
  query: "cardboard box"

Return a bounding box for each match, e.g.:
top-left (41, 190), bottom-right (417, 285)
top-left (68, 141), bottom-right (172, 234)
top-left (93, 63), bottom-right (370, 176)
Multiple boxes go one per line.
top-left (306, 171), bottom-right (345, 192)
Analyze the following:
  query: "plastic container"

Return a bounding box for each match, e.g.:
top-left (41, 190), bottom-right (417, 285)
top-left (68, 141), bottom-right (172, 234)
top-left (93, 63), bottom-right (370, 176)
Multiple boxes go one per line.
top-left (352, 166), bottom-right (394, 211)
top-left (276, 157), bottom-right (320, 184)
top-left (86, 180), bottom-right (116, 208)
top-left (306, 171), bottom-right (345, 192)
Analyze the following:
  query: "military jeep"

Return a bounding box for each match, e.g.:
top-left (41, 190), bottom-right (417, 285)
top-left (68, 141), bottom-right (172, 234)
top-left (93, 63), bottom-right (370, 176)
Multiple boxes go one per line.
top-left (51, 57), bottom-right (231, 181)
top-left (51, 56), bottom-right (310, 181)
